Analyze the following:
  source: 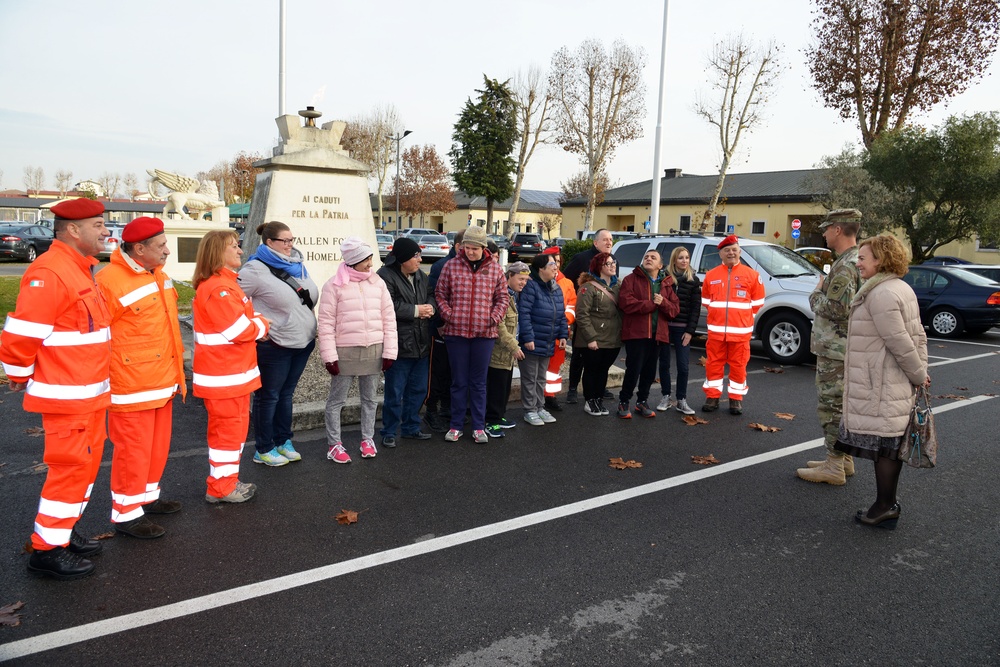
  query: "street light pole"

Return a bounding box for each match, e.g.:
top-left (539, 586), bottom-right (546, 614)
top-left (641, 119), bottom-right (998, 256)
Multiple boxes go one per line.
top-left (391, 130), bottom-right (412, 234)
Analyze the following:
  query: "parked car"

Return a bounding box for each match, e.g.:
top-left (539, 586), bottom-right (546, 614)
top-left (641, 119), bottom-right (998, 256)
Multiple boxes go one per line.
top-left (550, 237), bottom-right (573, 249)
top-left (944, 264), bottom-right (1000, 284)
top-left (398, 227), bottom-right (438, 239)
top-left (921, 256), bottom-right (974, 265)
top-left (488, 234), bottom-right (510, 250)
top-left (446, 231), bottom-right (459, 246)
top-left (900, 265), bottom-right (1000, 337)
top-left (416, 234), bottom-right (451, 261)
top-left (0, 223), bottom-right (56, 262)
top-left (98, 225), bottom-right (125, 260)
top-left (581, 230), bottom-right (639, 243)
top-left (613, 234), bottom-right (823, 365)
top-left (508, 233), bottom-right (546, 262)
top-left (794, 246), bottom-right (834, 273)
top-left (376, 233), bottom-right (393, 260)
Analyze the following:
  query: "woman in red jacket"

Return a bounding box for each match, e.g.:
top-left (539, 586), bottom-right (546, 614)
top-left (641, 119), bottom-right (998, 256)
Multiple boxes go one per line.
top-left (192, 230), bottom-right (269, 504)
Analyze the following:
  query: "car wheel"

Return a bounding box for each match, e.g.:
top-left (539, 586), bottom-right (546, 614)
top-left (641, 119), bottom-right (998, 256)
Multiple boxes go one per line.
top-left (25, 245), bottom-right (37, 263)
top-left (760, 312), bottom-right (813, 365)
top-left (929, 307), bottom-right (964, 338)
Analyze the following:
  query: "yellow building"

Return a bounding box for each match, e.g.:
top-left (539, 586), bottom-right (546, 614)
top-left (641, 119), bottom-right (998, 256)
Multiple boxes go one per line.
top-left (372, 190), bottom-right (563, 238)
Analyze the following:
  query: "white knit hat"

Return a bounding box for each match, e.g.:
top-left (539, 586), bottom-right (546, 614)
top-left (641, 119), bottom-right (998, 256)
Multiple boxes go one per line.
top-left (341, 236), bottom-right (373, 266)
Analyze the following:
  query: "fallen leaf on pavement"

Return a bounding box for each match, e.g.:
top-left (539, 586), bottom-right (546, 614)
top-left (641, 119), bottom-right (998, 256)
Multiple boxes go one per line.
top-left (935, 394), bottom-right (967, 400)
top-left (763, 366), bottom-right (785, 374)
top-left (335, 509), bottom-right (359, 525)
top-left (691, 454), bottom-right (720, 465)
top-left (25, 427), bottom-right (44, 437)
top-left (22, 540), bottom-right (33, 554)
top-left (0, 601), bottom-right (24, 627)
top-left (93, 531), bottom-right (115, 541)
top-left (936, 345), bottom-right (946, 348)
top-left (748, 422), bottom-right (782, 432)
top-left (609, 457), bottom-right (643, 470)
top-left (774, 412), bottom-right (795, 420)
top-left (682, 415), bottom-right (709, 426)
top-left (698, 356), bottom-right (707, 367)
top-left (954, 386), bottom-right (968, 391)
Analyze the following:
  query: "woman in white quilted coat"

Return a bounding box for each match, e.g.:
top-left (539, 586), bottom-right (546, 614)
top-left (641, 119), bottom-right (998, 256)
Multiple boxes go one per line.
top-left (835, 234), bottom-right (929, 530)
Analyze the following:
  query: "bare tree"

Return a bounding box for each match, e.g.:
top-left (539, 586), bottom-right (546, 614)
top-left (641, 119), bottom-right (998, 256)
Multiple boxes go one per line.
top-left (560, 168), bottom-right (613, 205)
top-left (694, 33), bottom-right (782, 232)
top-left (23, 166), bottom-right (45, 194)
top-left (538, 213), bottom-right (562, 240)
top-left (54, 170), bottom-right (73, 197)
top-left (122, 172), bottom-right (140, 201)
top-left (807, 0), bottom-right (1000, 148)
top-left (549, 39), bottom-right (647, 231)
top-left (0, 168), bottom-right (5, 189)
top-left (97, 172), bottom-right (122, 200)
top-left (341, 104), bottom-right (402, 227)
top-left (507, 66), bottom-right (553, 236)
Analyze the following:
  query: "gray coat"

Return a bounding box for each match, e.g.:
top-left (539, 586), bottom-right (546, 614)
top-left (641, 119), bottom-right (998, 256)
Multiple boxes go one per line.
top-left (237, 255), bottom-right (318, 349)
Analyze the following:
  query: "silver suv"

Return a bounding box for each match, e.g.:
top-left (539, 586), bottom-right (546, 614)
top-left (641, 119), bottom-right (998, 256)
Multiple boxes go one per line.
top-left (612, 234), bottom-right (822, 365)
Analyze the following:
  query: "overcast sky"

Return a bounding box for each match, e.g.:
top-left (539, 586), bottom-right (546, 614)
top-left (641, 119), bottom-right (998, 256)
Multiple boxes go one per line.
top-left (2, 0), bottom-right (998, 195)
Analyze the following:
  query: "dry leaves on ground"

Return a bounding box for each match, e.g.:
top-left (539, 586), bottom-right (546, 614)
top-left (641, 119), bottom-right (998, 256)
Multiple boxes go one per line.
top-left (935, 394), bottom-right (968, 400)
top-left (25, 427), bottom-right (44, 437)
top-left (93, 531), bottom-right (115, 541)
top-left (698, 356), bottom-right (708, 367)
top-left (0, 601), bottom-right (24, 627)
top-left (22, 540), bottom-right (33, 554)
top-left (954, 386), bottom-right (968, 391)
top-left (335, 509), bottom-right (360, 525)
top-left (748, 422), bottom-right (782, 432)
top-left (774, 412), bottom-right (796, 420)
top-left (691, 454), bottom-right (720, 465)
top-left (609, 457), bottom-right (643, 470)
top-left (763, 366), bottom-right (785, 374)
top-left (682, 415), bottom-right (709, 426)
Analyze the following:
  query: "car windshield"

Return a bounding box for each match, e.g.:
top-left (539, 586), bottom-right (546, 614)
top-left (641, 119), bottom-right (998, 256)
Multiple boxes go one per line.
top-left (377, 235), bottom-right (392, 242)
top-left (514, 235), bottom-right (538, 243)
top-left (741, 244), bottom-right (820, 278)
top-left (421, 235), bottom-right (447, 243)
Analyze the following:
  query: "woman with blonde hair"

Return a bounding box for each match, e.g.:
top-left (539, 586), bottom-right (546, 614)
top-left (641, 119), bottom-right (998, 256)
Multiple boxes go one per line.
top-left (836, 234), bottom-right (929, 529)
top-left (658, 246), bottom-right (701, 415)
top-left (192, 230), bottom-right (269, 503)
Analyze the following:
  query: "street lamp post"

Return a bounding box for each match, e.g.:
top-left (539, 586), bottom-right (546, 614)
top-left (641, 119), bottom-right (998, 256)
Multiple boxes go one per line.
top-left (390, 130), bottom-right (412, 234)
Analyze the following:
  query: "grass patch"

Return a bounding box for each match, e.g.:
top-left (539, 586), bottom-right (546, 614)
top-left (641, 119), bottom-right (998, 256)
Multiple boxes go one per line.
top-left (1, 275), bottom-right (195, 319)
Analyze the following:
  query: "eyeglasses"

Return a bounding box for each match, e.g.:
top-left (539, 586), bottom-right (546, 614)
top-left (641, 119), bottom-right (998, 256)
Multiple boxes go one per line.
top-left (273, 237), bottom-right (295, 245)
top-left (546, 262), bottom-right (557, 268)
top-left (604, 260), bottom-right (617, 266)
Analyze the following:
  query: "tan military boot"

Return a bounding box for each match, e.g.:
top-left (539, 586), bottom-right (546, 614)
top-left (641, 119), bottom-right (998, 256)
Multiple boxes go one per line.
top-left (805, 454), bottom-right (854, 476)
top-left (796, 455), bottom-right (847, 485)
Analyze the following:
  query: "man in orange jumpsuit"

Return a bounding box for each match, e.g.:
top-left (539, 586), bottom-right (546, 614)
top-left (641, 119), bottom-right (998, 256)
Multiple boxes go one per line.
top-left (0, 199), bottom-right (111, 580)
top-left (96, 217), bottom-right (186, 539)
top-left (701, 235), bottom-right (764, 416)
top-left (541, 246), bottom-right (576, 413)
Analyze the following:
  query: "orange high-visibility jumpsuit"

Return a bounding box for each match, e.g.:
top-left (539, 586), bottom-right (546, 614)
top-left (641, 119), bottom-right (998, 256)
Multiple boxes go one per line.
top-left (544, 272), bottom-right (576, 397)
top-left (192, 268), bottom-right (268, 498)
top-left (701, 263), bottom-right (765, 399)
top-left (96, 248), bottom-right (186, 524)
top-left (0, 240), bottom-right (112, 551)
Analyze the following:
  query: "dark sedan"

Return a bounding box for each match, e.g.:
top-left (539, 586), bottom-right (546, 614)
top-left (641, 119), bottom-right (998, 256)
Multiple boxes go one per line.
top-left (0, 224), bottom-right (56, 262)
top-left (901, 265), bottom-right (1000, 337)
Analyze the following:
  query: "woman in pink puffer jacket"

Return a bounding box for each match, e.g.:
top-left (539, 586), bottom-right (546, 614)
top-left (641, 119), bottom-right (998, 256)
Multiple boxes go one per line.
top-left (318, 237), bottom-right (397, 464)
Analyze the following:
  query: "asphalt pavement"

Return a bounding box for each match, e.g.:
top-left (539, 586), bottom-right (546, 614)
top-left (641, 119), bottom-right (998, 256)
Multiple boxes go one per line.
top-left (0, 333), bottom-right (998, 666)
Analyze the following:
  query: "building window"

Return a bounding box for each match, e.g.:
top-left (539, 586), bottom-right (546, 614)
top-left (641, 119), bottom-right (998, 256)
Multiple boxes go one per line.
top-left (751, 220), bottom-right (766, 235)
top-left (714, 215), bottom-right (727, 234)
top-left (978, 234), bottom-right (999, 250)
top-left (679, 215), bottom-right (691, 232)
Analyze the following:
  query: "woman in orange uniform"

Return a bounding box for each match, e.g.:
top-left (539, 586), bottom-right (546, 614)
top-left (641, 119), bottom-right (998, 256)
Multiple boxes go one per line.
top-left (192, 230), bottom-right (269, 503)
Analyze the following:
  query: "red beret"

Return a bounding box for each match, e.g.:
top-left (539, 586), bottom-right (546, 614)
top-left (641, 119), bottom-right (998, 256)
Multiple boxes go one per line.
top-left (122, 217), bottom-right (165, 243)
top-left (717, 234), bottom-right (739, 250)
top-left (542, 246), bottom-right (561, 255)
top-left (51, 198), bottom-right (105, 220)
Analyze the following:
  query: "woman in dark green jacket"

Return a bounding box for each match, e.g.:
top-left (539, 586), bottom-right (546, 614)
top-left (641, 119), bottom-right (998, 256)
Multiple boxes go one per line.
top-left (575, 252), bottom-right (622, 416)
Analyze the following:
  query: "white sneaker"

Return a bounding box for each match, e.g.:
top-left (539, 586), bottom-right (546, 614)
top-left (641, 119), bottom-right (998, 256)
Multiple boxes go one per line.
top-left (656, 395), bottom-right (672, 412)
top-left (524, 412), bottom-right (544, 426)
top-left (675, 399), bottom-right (696, 415)
top-left (537, 409), bottom-right (557, 423)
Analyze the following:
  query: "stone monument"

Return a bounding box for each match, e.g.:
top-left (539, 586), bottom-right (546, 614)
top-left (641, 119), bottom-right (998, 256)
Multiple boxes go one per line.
top-left (242, 107), bottom-right (378, 290)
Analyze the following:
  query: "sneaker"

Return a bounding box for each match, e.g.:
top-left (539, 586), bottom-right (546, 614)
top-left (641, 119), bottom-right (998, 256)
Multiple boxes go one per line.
top-left (253, 448), bottom-right (290, 467)
top-left (327, 443), bottom-right (351, 464)
top-left (656, 395), bottom-right (672, 412)
top-left (544, 396), bottom-right (563, 412)
top-left (675, 398), bottom-right (696, 415)
top-left (381, 435), bottom-right (397, 448)
top-left (566, 388), bottom-right (579, 404)
top-left (597, 398), bottom-right (610, 415)
top-left (603, 389), bottom-right (614, 399)
top-left (524, 412), bottom-right (545, 426)
top-left (634, 401), bottom-right (656, 418)
top-left (584, 399), bottom-right (602, 416)
top-left (276, 440), bottom-right (302, 461)
top-left (497, 417), bottom-right (517, 429)
top-left (360, 439), bottom-right (378, 458)
top-left (485, 424), bottom-right (505, 438)
top-left (473, 429), bottom-right (488, 444)
top-left (616, 401), bottom-right (632, 419)
top-left (537, 409), bottom-right (557, 423)
top-left (445, 429), bottom-right (463, 442)
top-left (205, 480), bottom-right (256, 504)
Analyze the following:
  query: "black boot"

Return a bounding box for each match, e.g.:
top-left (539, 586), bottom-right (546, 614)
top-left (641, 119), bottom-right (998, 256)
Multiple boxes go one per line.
top-left (544, 396), bottom-right (563, 412)
top-left (68, 529), bottom-right (103, 557)
top-left (115, 516), bottom-right (166, 539)
top-left (27, 546), bottom-right (95, 580)
top-left (144, 499), bottom-right (182, 514)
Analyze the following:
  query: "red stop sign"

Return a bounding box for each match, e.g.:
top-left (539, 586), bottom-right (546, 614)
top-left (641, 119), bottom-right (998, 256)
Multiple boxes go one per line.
top-left (791, 218), bottom-right (802, 230)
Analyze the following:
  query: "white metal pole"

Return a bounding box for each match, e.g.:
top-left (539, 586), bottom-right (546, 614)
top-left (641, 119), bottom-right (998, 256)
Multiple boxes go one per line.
top-left (279, 0), bottom-right (286, 117)
top-left (649, 0), bottom-right (670, 234)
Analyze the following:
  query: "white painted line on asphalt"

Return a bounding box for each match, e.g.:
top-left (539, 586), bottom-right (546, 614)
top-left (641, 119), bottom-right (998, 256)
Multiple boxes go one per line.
top-left (1, 394), bottom-right (996, 662)
top-left (927, 336), bottom-right (1000, 348)
top-left (928, 351), bottom-right (1000, 368)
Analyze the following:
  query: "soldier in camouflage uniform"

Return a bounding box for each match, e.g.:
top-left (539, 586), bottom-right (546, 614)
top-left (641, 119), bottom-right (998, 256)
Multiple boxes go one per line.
top-left (796, 209), bottom-right (862, 485)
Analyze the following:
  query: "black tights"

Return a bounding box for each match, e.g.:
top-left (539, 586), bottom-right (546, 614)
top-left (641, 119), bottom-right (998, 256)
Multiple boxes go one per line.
top-left (869, 456), bottom-right (903, 517)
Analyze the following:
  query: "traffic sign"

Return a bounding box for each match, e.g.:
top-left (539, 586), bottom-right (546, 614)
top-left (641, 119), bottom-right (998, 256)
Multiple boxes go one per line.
top-left (791, 229), bottom-right (801, 239)
top-left (791, 218), bottom-right (802, 230)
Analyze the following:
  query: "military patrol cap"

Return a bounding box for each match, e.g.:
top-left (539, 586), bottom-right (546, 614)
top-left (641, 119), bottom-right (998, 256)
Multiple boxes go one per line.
top-left (818, 208), bottom-right (862, 230)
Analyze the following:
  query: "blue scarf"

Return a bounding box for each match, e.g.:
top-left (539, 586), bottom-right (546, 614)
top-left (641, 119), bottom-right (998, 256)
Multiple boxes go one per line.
top-left (247, 243), bottom-right (308, 279)
top-left (587, 272), bottom-right (618, 287)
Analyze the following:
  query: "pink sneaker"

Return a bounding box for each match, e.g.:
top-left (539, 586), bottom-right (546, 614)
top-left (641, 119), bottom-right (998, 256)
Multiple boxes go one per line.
top-left (359, 439), bottom-right (377, 458)
top-left (326, 443), bottom-right (351, 464)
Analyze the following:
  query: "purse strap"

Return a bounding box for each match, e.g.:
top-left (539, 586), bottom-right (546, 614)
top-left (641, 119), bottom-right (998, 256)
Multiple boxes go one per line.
top-left (586, 280), bottom-right (618, 305)
top-left (256, 259), bottom-right (314, 310)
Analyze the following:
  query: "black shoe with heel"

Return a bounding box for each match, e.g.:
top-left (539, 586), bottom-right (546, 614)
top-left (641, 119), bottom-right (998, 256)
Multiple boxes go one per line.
top-left (854, 502), bottom-right (901, 530)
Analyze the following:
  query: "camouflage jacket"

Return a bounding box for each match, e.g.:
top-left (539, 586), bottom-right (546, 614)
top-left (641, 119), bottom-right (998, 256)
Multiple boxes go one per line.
top-left (809, 245), bottom-right (861, 360)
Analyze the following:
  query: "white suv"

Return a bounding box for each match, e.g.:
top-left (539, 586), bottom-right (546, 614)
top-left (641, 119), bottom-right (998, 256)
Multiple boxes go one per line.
top-left (612, 234), bottom-right (822, 365)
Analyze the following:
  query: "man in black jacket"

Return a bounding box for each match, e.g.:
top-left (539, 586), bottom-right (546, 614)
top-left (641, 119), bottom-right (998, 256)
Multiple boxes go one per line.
top-left (561, 229), bottom-right (614, 403)
top-left (377, 237), bottom-right (435, 446)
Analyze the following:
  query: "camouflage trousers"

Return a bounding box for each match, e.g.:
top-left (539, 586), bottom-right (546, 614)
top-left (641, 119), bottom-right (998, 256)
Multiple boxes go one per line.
top-left (816, 355), bottom-right (847, 457)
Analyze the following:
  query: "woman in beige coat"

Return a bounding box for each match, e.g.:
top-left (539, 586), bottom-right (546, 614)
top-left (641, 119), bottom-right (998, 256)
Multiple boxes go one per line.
top-left (835, 235), bottom-right (929, 529)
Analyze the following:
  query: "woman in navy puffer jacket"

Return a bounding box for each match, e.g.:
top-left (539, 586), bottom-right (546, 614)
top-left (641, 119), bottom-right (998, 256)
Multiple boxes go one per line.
top-left (517, 254), bottom-right (569, 426)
